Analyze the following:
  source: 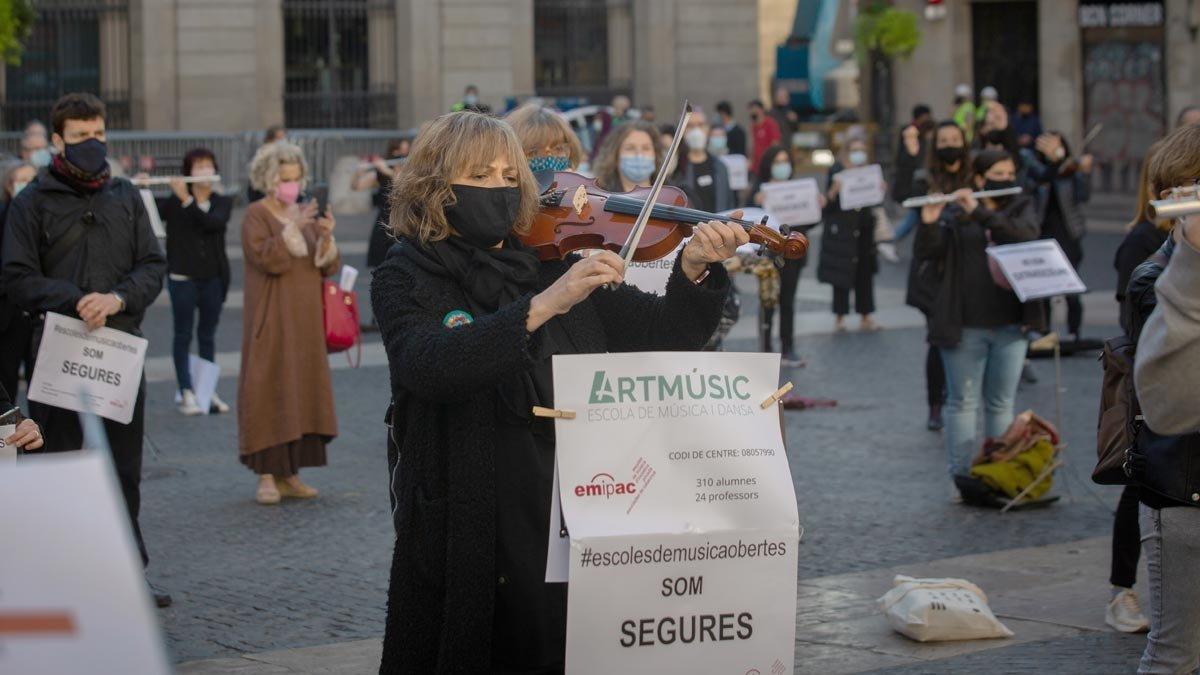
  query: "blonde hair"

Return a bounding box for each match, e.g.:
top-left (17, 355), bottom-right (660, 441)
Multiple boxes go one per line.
top-left (389, 111), bottom-right (539, 244)
top-left (249, 140), bottom-right (309, 194)
top-left (1148, 124), bottom-right (1200, 229)
top-left (1130, 139), bottom-right (1165, 232)
top-left (591, 120), bottom-right (664, 192)
top-left (505, 103), bottom-right (585, 169)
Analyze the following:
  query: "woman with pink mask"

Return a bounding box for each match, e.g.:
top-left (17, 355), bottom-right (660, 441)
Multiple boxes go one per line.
top-left (239, 141), bottom-right (340, 505)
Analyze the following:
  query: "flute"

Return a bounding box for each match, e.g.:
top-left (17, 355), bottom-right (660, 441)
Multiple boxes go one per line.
top-left (1149, 196), bottom-right (1200, 221)
top-left (132, 175), bottom-right (222, 186)
top-left (357, 157), bottom-right (406, 170)
top-left (902, 186), bottom-right (1022, 208)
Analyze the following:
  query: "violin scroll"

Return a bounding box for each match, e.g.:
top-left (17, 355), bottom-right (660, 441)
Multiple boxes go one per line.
top-left (745, 222), bottom-right (808, 260)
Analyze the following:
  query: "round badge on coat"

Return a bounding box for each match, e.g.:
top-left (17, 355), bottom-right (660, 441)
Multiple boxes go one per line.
top-left (442, 310), bottom-right (474, 328)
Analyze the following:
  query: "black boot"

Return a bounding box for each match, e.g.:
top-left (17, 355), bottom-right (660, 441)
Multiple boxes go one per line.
top-left (927, 404), bottom-right (944, 431)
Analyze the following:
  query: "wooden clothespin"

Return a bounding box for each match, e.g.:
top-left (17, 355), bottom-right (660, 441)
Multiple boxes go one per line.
top-left (760, 382), bottom-right (794, 410)
top-left (533, 406), bottom-right (576, 420)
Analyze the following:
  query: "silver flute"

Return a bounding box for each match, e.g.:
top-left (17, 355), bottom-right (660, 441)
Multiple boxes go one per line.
top-left (1149, 185), bottom-right (1200, 220)
top-left (132, 175), bottom-right (222, 186)
top-left (901, 186), bottom-right (1023, 208)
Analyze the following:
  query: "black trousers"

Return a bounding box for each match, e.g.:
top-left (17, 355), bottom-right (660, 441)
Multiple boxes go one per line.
top-left (832, 264), bottom-right (876, 317)
top-left (29, 381), bottom-right (149, 567)
top-left (927, 345), bottom-right (946, 408)
top-left (1111, 483), bottom-right (1141, 588)
top-left (0, 310), bottom-right (33, 399)
top-left (778, 260), bottom-right (804, 353)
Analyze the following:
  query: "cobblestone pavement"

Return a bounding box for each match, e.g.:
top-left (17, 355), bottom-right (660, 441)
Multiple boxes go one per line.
top-left (128, 207), bottom-right (1141, 665)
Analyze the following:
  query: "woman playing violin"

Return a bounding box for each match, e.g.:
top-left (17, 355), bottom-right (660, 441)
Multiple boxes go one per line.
top-left (372, 111), bottom-right (748, 674)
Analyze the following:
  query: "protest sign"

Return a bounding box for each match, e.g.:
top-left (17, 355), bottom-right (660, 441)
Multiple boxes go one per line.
top-left (138, 190), bottom-right (166, 239)
top-left (719, 154), bottom-right (750, 191)
top-left (28, 313), bottom-right (149, 425)
top-left (0, 424), bottom-right (13, 463)
top-left (985, 239), bottom-right (1088, 302)
top-left (623, 243), bottom-right (683, 296)
top-left (188, 355), bottom-right (221, 414)
top-left (550, 352), bottom-right (800, 674)
top-left (836, 164), bottom-right (886, 210)
top-left (761, 178), bottom-right (822, 227)
top-left (0, 451), bottom-right (171, 674)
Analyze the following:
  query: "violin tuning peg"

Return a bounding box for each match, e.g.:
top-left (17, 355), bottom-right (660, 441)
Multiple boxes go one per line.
top-left (773, 256), bottom-right (785, 270)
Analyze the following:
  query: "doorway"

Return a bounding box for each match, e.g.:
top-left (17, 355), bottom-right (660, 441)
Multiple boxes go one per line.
top-left (971, 1), bottom-right (1039, 111)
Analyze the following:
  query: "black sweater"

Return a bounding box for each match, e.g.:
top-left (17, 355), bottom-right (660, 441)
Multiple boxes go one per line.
top-left (914, 195), bottom-right (1041, 347)
top-left (158, 193), bottom-right (233, 284)
top-left (372, 242), bottom-right (730, 673)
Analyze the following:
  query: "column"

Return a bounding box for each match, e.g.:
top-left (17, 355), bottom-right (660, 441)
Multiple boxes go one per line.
top-left (369, 2), bottom-right (397, 127)
top-left (128, 0), bottom-right (178, 129)
top-left (607, 0), bottom-right (633, 92)
top-left (395, 0), bottom-right (442, 128)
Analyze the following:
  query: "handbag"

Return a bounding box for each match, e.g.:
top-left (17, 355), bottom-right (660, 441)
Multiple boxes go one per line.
top-left (323, 279), bottom-right (361, 366)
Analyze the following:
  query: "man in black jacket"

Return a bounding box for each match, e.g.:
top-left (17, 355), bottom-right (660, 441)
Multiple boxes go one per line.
top-left (0, 93), bottom-right (168, 603)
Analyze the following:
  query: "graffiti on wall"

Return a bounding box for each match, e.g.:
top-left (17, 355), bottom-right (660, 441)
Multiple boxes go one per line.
top-left (1083, 40), bottom-right (1164, 191)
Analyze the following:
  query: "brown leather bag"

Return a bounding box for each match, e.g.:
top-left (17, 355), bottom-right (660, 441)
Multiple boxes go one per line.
top-left (1094, 335), bottom-right (1141, 485)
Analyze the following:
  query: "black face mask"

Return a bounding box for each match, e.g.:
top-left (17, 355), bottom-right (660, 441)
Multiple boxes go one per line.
top-left (64, 138), bottom-right (108, 175)
top-left (935, 146), bottom-right (964, 165)
top-left (445, 184), bottom-right (522, 248)
top-left (983, 179), bottom-right (1017, 195)
top-left (984, 129), bottom-right (1008, 146)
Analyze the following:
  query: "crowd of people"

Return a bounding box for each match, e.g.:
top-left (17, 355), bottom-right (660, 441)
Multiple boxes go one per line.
top-left (3, 83), bottom-right (1200, 673)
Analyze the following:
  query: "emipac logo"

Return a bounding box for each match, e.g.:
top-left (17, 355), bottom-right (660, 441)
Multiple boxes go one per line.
top-left (574, 472), bottom-right (637, 499)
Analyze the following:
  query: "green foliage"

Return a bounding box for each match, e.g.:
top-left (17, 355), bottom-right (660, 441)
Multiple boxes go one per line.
top-left (854, 4), bottom-right (922, 61)
top-left (0, 0), bottom-right (35, 65)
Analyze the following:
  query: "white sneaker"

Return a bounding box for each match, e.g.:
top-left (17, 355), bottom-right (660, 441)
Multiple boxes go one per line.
top-left (178, 389), bottom-right (204, 416)
top-left (877, 242), bottom-right (900, 263)
top-left (209, 392), bottom-right (230, 414)
top-left (1106, 588), bottom-right (1150, 633)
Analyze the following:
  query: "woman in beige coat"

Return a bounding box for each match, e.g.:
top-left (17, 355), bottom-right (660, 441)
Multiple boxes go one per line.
top-left (239, 141), bottom-right (340, 504)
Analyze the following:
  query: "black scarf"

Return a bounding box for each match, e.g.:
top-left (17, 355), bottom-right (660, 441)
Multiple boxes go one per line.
top-left (50, 153), bottom-right (110, 194)
top-left (402, 235), bottom-right (556, 421)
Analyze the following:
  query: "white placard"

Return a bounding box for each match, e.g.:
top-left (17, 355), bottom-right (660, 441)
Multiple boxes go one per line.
top-left (985, 239), bottom-right (1088, 302)
top-left (138, 190), bottom-right (166, 239)
top-left (623, 244), bottom-right (684, 296)
top-left (28, 313), bottom-right (149, 425)
top-left (551, 352), bottom-right (800, 674)
top-left (187, 355), bottom-right (220, 415)
top-left (718, 154), bottom-right (750, 191)
top-left (836, 164), bottom-right (886, 210)
top-left (0, 424), bottom-right (14, 463)
top-left (761, 178), bottom-right (822, 227)
top-left (0, 451), bottom-right (171, 674)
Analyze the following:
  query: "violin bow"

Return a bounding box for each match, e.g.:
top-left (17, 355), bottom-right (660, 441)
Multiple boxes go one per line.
top-left (608, 100), bottom-right (693, 288)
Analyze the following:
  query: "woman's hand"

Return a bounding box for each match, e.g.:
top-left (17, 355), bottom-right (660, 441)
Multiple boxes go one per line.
top-left (6, 419), bottom-right (43, 451)
top-left (169, 177), bottom-right (189, 203)
top-left (316, 207), bottom-right (336, 236)
top-left (681, 215), bottom-right (750, 281)
top-left (1078, 153), bottom-right (1095, 174)
top-left (1035, 133), bottom-right (1064, 162)
top-left (527, 251), bottom-right (626, 331)
top-left (921, 197), bottom-right (947, 224)
top-left (954, 187), bottom-right (978, 214)
top-left (827, 176), bottom-right (842, 199)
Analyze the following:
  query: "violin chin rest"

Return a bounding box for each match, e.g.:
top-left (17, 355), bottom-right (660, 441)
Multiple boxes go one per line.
top-left (533, 170), bottom-right (557, 194)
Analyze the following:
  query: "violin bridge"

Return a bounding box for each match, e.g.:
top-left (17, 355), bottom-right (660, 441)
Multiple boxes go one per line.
top-left (572, 185), bottom-right (588, 216)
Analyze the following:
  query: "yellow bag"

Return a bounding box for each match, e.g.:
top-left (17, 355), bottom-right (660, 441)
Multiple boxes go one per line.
top-left (969, 439), bottom-right (1055, 499)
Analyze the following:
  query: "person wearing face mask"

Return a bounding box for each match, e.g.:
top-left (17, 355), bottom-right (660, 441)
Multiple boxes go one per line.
top-left (591, 119), bottom-right (663, 192)
top-left (915, 149), bottom-right (1040, 499)
top-left (451, 84), bottom-right (491, 114)
top-left (749, 144), bottom-right (812, 364)
top-left (155, 148), bottom-right (233, 416)
top-left (670, 109), bottom-right (735, 213)
top-left (19, 120), bottom-right (53, 170)
top-left (0, 161), bottom-right (37, 400)
top-left (906, 121), bottom-right (971, 432)
top-left (715, 100), bottom-right (748, 156)
top-left (590, 94), bottom-right (633, 162)
top-left (372, 111), bottom-right (746, 673)
top-left (239, 140), bottom-right (340, 506)
top-left (820, 138), bottom-right (882, 332)
top-left (506, 102), bottom-right (585, 176)
top-left (891, 105), bottom-right (934, 249)
top-left (1, 93), bottom-right (169, 605)
top-left (748, 99), bottom-right (782, 176)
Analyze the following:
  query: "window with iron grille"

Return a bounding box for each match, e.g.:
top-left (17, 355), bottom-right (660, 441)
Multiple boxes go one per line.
top-left (534, 0), bottom-right (629, 101)
top-left (2, 0), bottom-right (131, 131)
top-left (283, 0), bottom-right (396, 129)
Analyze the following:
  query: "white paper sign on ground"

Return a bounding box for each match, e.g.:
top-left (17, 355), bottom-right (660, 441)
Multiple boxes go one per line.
top-left (138, 189), bottom-right (166, 239)
top-left (761, 178), bottom-right (822, 227)
top-left (187, 355), bottom-right (220, 414)
top-left (0, 424), bottom-right (14, 463)
top-left (837, 164), bottom-right (886, 210)
top-left (550, 352), bottom-right (800, 674)
top-left (719, 154), bottom-right (750, 191)
top-left (28, 313), bottom-right (149, 425)
top-left (985, 239), bottom-right (1088, 302)
top-left (0, 451), bottom-right (171, 674)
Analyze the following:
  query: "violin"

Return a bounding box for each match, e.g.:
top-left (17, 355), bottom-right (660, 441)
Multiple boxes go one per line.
top-left (522, 171), bottom-right (809, 263)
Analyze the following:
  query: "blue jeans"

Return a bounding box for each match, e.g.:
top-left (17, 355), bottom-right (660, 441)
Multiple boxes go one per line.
top-left (1139, 504), bottom-right (1200, 674)
top-left (939, 326), bottom-right (1027, 477)
top-left (168, 276), bottom-right (225, 391)
top-left (892, 208), bottom-right (920, 242)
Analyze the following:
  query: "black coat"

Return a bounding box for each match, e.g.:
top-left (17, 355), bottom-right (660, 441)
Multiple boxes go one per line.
top-left (914, 195), bottom-right (1041, 348)
top-left (372, 242), bottom-right (730, 674)
top-left (1126, 237), bottom-right (1200, 508)
top-left (158, 193), bottom-right (233, 289)
top-left (1, 170), bottom-right (166, 336)
top-left (817, 204), bottom-right (876, 289)
top-left (1114, 219), bottom-right (1167, 335)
